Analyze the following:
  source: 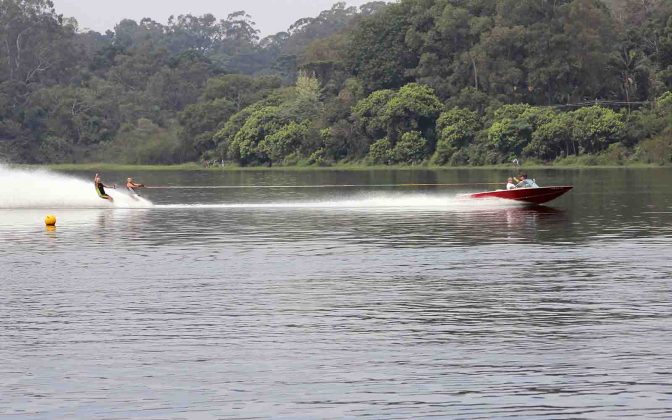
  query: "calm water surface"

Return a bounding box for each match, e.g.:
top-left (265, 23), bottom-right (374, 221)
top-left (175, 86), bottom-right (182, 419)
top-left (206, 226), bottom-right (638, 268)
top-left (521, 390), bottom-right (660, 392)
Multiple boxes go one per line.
top-left (1, 168), bottom-right (672, 418)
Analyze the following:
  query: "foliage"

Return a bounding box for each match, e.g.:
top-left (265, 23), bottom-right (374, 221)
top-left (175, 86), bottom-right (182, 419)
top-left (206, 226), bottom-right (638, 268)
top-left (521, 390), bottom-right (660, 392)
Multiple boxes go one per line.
top-left (433, 108), bottom-right (481, 164)
top-left (2, 0), bottom-right (672, 166)
top-left (393, 131), bottom-right (428, 164)
top-left (353, 83), bottom-right (442, 152)
top-left (525, 106), bottom-right (624, 160)
top-left (352, 89), bottom-right (396, 140)
top-left (317, 119), bottom-right (367, 162)
top-left (345, 2), bottom-right (416, 91)
top-left (383, 83), bottom-right (442, 142)
top-left (200, 74), bottom-right (282, 109)
top-left (179, 98), bottom-right (237, 154)
top-left (228, 105), bottom-right (284, 165)
top-left (635, 129), bottom-right (672, 165)
top-left (568, 106), bottom-right (624, 154)
top-left (37, 135), bottom-right (75, 164)
top-left (486, 105), bottom-right (555, 161)
top-left (101, 118), bottom-right (183, 164)
top-left (368, 138), bottom-right (394, 164)
top-left (281, 71), bottom-right (322, 120)
top-left (526, 113), bottom-right (574, 160)
top-left (259, 121), bottom-right (312, 165)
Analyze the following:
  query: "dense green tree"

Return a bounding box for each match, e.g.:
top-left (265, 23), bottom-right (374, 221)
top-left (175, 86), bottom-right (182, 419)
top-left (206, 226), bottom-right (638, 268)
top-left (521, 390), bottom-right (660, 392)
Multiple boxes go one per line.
top-left (179, 98), bottom-right (237, 154)
top-left (368, 138), bottom-right (394, 164)
top-left (352, 89), bottom-right (395, 141)
top-left (281, 71), bottom-right (323, 120)
top-left (345, 1), bottom-right (417, 91)
top-left (487, 105), bottom-right (555, 161)
top-left (562, 0), bottom-right (617, 100)
top-left (211, 73), bottom-right (323, 165)
top-left (404, 1), bottom-right (495, 99)
top-left (212, 102), bottom-right (267, 161)
top-left (620, 106), bottom-right (667, 148)
top-left (353, 83), bottom-right (442, 150)
top-left (258, 120), bottom-right (312, 165)
top-left (317, 119), bottom-right (366, 162)
top-left (106, 46), bottom-right (169, 91)
top-left (524, 105), bottom-right (625, 160)
top-left (568, 105), bottom-right (624, 154)
top-left (393, 131), bottom-right (428, 164)
top-left (112, 18), bottom-right (167, 51)
top-left (101, 118), bottom-right (182, 164)
top-left (200, 74), bottom-right (281, 110)
top-left (28, 84), bottom-right (118, 146)
top-left (525, 112), bottom-right (574, 159)
top-left (635, 129), bottom-right (672, 165)
top-left (167, 14), bottom-right (223, 53)
top-left (433, 107), bottom-right (481, 164)
top-left (179, 74), bottom-right (282, 155)
top-left (146, 51), bottom-right (214, 111)
top-left (228, 105), bottom-right (284, 164)
top-left (283, 2), bottom-right (359, 57)
top-left (383, 83), bottom-right (443, 142)
top-left (0, 0), bottom-right (80, 84)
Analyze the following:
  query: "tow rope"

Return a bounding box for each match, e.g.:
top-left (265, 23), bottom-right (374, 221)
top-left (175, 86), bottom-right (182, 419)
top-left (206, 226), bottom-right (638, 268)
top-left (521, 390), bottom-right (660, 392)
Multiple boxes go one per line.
top-left (145, 182), bottom-right (505, 190)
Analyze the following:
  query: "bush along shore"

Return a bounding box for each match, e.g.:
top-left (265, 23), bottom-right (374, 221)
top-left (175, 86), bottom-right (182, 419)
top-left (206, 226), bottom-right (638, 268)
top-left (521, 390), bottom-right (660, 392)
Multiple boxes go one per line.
top-left (2, 0), bottom-right (672, 167)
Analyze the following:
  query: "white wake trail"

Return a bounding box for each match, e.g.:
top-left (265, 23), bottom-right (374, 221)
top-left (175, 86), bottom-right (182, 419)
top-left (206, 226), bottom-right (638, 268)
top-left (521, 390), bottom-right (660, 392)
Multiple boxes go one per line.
top-left (155, 192), bottom-right (519, 211)
top-left (0, 164), bottom-right (153, 209)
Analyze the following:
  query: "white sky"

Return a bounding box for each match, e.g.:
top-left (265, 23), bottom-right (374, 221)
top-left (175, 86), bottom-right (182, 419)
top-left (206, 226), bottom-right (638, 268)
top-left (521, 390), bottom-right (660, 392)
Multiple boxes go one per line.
top-left (54, 0), bottom-right (378, 36)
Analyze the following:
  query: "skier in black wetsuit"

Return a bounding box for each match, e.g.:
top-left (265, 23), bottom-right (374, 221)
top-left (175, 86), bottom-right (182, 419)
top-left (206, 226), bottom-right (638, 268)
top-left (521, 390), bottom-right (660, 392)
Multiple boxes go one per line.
top-left (94, 173), bottom-right (116, 202)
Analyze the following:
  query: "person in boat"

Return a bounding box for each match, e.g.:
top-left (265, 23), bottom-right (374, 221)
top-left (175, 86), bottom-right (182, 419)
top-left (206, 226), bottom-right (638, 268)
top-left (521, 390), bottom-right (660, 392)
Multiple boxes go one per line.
top-left (506, 177), bottom-right (517, 190)
top-left (515, 173), bottom-right (539, 189)
top-left (126, 177), bottom-right (145, 198)
top-left (94, 173), bottom-right (116, 202)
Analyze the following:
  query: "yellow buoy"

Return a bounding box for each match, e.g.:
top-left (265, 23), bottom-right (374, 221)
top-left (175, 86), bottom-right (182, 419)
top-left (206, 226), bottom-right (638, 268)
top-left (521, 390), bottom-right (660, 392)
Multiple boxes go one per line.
top-left (45, 215), bottom-right (57, 226)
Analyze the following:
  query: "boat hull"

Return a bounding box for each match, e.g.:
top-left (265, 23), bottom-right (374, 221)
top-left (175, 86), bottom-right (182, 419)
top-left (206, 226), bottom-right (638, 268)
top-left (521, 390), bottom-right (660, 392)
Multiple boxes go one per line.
top-left (468, 186), bottom-right (573, 205)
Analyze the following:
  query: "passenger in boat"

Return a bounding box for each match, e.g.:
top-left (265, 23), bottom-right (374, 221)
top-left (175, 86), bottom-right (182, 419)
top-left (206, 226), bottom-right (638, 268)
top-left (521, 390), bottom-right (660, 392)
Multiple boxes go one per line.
top-left (515, 173), bottom-right (539, 188)
top-left (506, 177), bottom-right (517, 190)
top-left (94, 173), bottom-right (116, 202)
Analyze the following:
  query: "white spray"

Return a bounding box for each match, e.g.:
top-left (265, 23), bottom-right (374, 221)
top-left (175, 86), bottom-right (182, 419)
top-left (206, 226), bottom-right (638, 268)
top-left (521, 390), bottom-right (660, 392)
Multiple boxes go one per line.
top-left (0, 164), bottom-right (152, 209)
top-left (156, 192), bottom-right (518, 212)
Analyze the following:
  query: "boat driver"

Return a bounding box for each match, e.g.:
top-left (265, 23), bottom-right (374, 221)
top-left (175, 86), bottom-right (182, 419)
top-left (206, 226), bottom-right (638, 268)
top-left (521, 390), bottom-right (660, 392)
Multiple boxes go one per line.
top-left (515, 173), bottom-right (538, 188)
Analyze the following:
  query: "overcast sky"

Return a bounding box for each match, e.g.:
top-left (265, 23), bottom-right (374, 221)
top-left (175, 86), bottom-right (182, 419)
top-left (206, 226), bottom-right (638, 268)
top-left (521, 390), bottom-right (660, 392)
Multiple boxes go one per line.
top-left (54, 0), bottom-right (379, 36)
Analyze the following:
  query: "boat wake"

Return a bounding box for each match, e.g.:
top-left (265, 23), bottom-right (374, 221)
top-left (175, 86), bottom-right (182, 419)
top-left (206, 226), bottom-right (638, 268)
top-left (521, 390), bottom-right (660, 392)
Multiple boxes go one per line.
top-left (0, 164), bottom-right (153, 209)
top-left (0, 164), bottom-right (521, 212)
top-left (155, 193), bottom-right (521, 212)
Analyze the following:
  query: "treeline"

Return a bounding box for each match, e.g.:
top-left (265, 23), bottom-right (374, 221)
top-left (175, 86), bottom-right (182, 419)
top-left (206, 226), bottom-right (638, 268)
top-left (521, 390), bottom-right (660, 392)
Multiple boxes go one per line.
top-left (1, 0), bottom-right (672, 166)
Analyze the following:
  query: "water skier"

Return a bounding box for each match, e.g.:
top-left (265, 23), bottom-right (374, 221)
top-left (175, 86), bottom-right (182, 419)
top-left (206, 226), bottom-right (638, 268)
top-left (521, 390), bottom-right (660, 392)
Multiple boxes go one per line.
top-left (94, 173), bottom-right (116, 202)
top-left (126, 177), bottom-right (145, 199)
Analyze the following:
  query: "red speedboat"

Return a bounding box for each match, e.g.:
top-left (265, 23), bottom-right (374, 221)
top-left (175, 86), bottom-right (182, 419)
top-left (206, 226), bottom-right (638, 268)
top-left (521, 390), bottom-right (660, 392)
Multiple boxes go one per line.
top-left (467, 186), bottom-right (573, 205)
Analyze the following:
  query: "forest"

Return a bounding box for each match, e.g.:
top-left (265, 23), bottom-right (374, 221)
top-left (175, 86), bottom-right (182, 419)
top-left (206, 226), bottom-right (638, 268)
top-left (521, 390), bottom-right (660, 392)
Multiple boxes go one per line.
top-left (1, 0), bottom-right (672, 166)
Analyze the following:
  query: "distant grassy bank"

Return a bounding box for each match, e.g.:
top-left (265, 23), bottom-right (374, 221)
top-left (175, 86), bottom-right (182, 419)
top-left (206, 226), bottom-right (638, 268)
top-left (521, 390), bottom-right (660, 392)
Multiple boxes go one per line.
top-left (37, 161), bottom-right (668, 172)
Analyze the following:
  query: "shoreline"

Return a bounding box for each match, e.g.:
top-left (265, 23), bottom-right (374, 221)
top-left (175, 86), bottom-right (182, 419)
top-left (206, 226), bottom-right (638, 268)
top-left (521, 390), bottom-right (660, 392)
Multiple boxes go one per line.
top-left (30, 162), bottom-right (671, 172)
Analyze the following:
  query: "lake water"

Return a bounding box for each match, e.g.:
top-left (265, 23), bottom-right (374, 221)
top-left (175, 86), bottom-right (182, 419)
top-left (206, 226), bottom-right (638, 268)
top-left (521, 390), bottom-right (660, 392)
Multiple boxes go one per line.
top-left (1, 167), bottom-right (672, 418)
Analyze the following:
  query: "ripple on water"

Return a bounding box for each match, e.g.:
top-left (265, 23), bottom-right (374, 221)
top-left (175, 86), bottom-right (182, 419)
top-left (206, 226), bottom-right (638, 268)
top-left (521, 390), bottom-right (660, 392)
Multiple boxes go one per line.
top-left (1, 169), bottom-right (672, 417)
